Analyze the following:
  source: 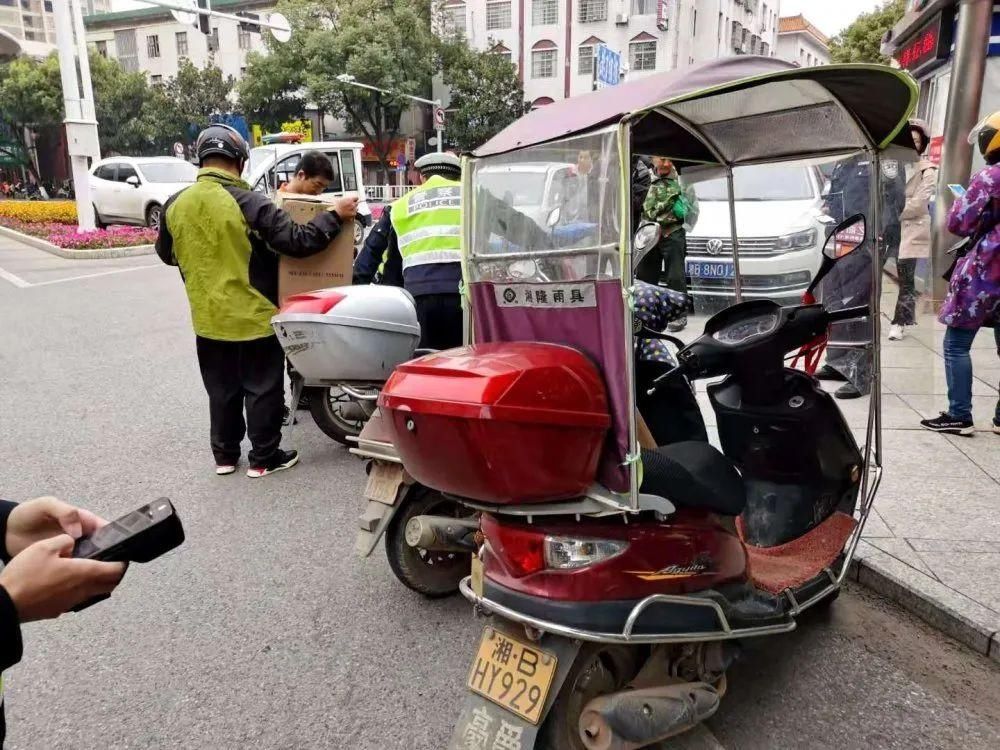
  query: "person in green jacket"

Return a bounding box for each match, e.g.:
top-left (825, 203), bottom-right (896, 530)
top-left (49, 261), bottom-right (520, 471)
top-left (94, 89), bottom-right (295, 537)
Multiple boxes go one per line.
top-left (636, 157), bottom-right (692, 332)
top-left (156, 124), bottom-right (357, 477)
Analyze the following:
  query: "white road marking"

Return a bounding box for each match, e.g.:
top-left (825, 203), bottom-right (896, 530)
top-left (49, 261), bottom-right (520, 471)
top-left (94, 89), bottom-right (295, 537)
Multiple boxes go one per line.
top-left (0, 263), bottom-right (162, 288)
top-left (0, 264), bottom-right (31, 288)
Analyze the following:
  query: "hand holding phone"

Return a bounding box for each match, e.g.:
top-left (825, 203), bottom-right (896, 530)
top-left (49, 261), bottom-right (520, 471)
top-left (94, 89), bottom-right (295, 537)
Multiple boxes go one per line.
top-left (948, 184), bottom-right (967, 198)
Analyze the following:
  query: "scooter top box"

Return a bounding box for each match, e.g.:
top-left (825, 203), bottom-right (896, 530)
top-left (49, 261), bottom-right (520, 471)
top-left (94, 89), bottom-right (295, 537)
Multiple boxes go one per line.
top-left (379, 342), bottom-right (611, 504)
top-left (272, 285), bottom-right (420, 384)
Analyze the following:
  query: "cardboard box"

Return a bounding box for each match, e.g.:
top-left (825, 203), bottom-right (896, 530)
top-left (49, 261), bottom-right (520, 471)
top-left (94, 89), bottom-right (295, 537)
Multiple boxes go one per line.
top-left (276, 193), bottom-right (356, 303)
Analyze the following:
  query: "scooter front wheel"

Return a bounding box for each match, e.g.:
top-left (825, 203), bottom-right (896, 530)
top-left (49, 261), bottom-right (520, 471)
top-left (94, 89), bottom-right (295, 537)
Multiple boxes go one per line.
top-left (384, 488), bottom-right (471, 598)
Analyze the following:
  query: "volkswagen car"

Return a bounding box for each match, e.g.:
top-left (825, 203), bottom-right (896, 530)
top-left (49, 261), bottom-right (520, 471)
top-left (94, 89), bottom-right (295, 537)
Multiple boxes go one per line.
top-left (685, 162), bottom-right (828, 310)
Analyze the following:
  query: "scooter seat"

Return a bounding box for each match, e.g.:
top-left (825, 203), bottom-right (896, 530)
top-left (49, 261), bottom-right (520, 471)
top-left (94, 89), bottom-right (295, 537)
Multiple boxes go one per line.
top-left (640, 442), bottom-right (746, 516)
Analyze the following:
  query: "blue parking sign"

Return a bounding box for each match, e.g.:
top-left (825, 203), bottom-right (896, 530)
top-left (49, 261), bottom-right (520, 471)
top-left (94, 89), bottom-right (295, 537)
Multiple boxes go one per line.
top-left (595, 45), bottom-right (621, 88)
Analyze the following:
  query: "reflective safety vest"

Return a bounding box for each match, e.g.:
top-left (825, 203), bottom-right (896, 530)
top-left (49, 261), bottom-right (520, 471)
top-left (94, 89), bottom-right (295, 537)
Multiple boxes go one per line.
top-left (389, 175), bottom-right (462, 297)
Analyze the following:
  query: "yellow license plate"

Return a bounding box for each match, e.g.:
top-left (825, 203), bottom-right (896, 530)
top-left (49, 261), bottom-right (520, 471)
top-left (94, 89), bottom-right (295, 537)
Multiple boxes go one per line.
top-left (467, 626), bottom-right (558, 725)
top-left (364, 462), bottom-right (403, 505)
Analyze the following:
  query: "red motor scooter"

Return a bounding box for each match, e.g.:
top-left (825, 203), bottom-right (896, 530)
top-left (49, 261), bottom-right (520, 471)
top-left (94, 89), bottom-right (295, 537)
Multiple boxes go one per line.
top-left (378, 215), bottom-right (876, 749)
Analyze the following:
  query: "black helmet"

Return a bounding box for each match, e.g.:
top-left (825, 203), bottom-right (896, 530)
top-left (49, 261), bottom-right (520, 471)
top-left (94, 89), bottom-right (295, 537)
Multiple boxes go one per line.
top-left (196, 124), bottom-right (250, 169)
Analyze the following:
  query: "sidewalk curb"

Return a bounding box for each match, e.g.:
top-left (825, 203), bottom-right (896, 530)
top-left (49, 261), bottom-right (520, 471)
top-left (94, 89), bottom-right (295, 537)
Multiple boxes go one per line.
top-left (0, 225), bottom-right (154, 260)
top-left (851, 552), bottom-right (1000, 663)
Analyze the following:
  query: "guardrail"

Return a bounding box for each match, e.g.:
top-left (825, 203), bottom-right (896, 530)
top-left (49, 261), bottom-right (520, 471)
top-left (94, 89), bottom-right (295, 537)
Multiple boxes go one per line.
top-left (365, 184), bottom-right (409, 202)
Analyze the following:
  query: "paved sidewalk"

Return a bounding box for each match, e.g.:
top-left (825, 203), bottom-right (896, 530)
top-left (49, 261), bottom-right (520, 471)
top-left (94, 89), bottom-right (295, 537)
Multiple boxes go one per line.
top-left (848, 287), bottom-right (1000, 661)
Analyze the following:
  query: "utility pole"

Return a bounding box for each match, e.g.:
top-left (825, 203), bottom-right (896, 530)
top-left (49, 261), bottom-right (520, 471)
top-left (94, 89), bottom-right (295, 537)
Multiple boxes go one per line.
top-left (53, 0), bottom-right (100, 231)
top-left (931, 0), bottom-right (993, 299)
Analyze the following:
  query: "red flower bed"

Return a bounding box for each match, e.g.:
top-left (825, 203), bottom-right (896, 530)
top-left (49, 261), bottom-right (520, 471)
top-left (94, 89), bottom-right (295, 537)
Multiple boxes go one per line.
top-left (0, 218), bottom-right (157, 249)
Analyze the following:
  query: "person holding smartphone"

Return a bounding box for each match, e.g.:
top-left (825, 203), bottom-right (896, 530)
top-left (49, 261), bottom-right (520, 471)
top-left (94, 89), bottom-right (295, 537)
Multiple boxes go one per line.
top-left (0, 497), bottom-right (126, 745)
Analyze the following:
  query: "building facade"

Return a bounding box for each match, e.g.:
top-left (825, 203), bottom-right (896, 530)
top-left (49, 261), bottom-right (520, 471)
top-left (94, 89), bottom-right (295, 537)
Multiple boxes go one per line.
top-left (1, 0), bottom-right (109, 48)
top-left (82, 0), bottom-right (274, 85)
top-left (776, 14), bottom-right (829, 68)
top-left (439, 0), bottom-right (780, 107)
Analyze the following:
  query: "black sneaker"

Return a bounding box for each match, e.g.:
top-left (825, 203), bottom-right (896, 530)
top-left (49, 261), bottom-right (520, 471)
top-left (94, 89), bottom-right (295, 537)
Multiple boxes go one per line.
top-left (835, 383), bottom-right (865, 400)
top-left (816, 365), bottom-right (848, 382)
top-left (992, 418), bottom-right (1000, 435)
top-left (920, 413), bottom-right (974, 436)
top-left (247, 449), bottom-right (300, 478)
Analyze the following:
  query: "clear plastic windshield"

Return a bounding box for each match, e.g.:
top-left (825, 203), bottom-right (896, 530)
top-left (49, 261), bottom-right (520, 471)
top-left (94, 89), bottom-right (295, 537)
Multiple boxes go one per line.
top-left (468, 130), bottom-right (622, 284)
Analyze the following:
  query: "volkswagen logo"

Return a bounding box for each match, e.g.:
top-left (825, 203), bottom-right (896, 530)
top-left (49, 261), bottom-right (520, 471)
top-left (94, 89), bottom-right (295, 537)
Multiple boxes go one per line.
top-left (706, 238), bottom-right (725, 256)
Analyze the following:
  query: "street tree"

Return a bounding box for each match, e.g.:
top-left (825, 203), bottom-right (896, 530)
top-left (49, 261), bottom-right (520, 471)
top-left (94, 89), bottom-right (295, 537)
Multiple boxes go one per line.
top-left (145, 59), bottom-right (235, 151)
top-left (830, 0), bottom-right (906, 64)
top-left (236, 50), bottom-right (305, 133)
top-left (89, 52), bottom-right (158, 156)
top-left (257, 0), bottom-right (438, 180)
top-left (439, 41), bottom-right (528, 152)
top-left (0, 54), bottom-right (63, 182)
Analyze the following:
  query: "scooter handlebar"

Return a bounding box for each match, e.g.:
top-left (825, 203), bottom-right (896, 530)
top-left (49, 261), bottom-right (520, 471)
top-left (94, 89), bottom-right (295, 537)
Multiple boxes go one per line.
top-left (825, 305), bottom-right (870, 324)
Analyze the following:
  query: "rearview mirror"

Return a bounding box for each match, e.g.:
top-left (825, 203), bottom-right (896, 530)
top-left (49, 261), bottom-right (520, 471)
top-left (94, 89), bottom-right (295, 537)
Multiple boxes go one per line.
top-left (547, 206), bottom-right (561, 227)
top-left (126, 175), bottom-right (140, 187)
top-left (633, 221), bottom-right (661, 267)
top-left (821, 179), bottom-right (832, 198)
top-left (823, 214), bottom-right (866, 260)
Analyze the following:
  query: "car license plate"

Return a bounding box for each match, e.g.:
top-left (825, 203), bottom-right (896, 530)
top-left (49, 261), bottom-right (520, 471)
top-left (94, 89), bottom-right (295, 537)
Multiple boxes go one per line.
top-left (686, 260), bottom-right (734, 279)
top-left (467, 626), bottom-right (558, 725)
top-left (364, 462), bottom-right (403, 505)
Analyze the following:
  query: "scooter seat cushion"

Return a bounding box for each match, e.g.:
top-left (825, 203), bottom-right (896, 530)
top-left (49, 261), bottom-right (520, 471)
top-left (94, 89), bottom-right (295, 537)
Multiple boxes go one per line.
top-left (640, 442), bottom-right (745, 516)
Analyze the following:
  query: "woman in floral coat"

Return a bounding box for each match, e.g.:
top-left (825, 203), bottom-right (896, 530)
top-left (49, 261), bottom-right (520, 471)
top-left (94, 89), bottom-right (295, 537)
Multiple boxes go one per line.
top-left (920, 114), bottom-right (1000, 436)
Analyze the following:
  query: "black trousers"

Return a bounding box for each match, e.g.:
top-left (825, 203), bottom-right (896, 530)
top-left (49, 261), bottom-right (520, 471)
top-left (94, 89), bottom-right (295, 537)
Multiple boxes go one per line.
top-left (892, 258), bottom-right (919, 326)
top-left (635, 230), bottom-right (687, 295)
top-left (415, 293), bottom-right (463, 350)
top-left (196, 335), bottom-right (285, 465)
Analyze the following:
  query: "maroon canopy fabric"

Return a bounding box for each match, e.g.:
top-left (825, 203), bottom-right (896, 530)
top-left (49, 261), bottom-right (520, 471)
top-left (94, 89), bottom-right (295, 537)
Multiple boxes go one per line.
top-left (473, 58), bottom-right (916, 162)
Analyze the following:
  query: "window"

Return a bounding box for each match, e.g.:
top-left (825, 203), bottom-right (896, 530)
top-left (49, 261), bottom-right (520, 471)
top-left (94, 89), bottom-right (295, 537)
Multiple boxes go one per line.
top-left (486, 0), bottom-right (511, 30)
top-left (238, 25), bottom-right (251, 50)
top-left (532, 47), bottom-right (557, 78)
top-left (578, 0), bottom-right (607, 23)
top-left (150, 74), bottom-right (162, 85)
top-left (578, 45), bottom-right (595, 76)
top-left (532, 0), bottom-right (556, 25)
top-left (22, 15), bottom-right (31, 26)
top-left (94, 40), bottom-right (107, 57)
top-left (94, 165), bottom-right (115, 181)
top-left (43, 0), bottom-right (51, 9)
top-left (319, 152), bottom-right (345, 193)
top-left (115, 164), bottom-right (138, 183)
top-left (629, 40), bottom-right (656, 71)
top-left (240, 67), bottom-right (246, 77)
top-left (443, 2), bottom-right (466, 35)
top-left (114, 29), bottom-right (139, 72)
top-left (631, 0), bottom-right (655, 14)
top-left (760, 41), bottom-right (769, 57)
top-left (340, 151), bottom-right (358, 192)
top-left (146, 34), bottom-right (160, 59)
top-left (210, 27), bottom-right (220, 51)
top-left (176, 31), bottom-right (187, 57)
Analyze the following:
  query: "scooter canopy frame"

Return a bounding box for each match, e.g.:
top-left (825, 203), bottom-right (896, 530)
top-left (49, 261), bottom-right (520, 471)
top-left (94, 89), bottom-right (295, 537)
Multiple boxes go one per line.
top-left (460, 58), bottom-right (917, 600)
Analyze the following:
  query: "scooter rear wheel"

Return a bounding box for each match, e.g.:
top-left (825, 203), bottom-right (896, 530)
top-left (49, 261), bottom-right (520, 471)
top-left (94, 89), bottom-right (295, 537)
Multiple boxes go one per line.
top-left (538, 644), bottom-right (641, 750)
top-left (309, 387), bottom-right (365, 445)
top-left (384, 488), bottom-right (471, 598)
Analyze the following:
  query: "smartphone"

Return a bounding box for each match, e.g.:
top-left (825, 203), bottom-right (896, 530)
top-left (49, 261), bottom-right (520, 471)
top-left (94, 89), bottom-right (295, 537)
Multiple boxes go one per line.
top-left (948, 184), bottom-right (967, 198)
top-left (72, 498), bottom-right (184, 563)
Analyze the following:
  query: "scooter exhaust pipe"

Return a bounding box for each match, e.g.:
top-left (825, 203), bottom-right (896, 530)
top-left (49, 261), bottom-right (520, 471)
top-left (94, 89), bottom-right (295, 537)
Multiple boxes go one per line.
top-left (404, 515), bottom-right (478, 552)
top-left (578, 682), bottom-right (721, 750)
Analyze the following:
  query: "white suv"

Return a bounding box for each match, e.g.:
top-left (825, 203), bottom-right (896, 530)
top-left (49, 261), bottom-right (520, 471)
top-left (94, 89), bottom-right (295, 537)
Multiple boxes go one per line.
top-left (90, 156), bottom-right (197, 229)
top-left (686, 163), bottom-right (827, 309)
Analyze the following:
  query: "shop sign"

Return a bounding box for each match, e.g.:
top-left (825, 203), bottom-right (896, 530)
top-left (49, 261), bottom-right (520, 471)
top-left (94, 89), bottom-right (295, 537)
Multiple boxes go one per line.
top-left (894, 10), bottom-right (953, 75)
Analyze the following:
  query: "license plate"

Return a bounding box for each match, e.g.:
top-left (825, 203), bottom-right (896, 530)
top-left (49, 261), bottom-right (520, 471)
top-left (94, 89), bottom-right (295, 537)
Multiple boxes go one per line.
top-left (686, 260), bottom-right (734, 279)
top-left (467, 626), bottom-right (558, 725)
top-left (364, 462), bottom-right (404, 505)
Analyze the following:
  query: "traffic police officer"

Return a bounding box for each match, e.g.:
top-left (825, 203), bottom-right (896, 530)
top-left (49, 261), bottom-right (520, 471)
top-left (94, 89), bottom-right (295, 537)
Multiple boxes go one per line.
top-left (355, 153), bottom-right (463, 349)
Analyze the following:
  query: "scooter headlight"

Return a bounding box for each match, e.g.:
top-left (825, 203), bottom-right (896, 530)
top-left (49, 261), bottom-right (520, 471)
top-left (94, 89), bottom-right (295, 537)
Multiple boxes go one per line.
top-left (774, 228), bottom-right (817, 253)
top-left (544, 536), bottom-right (628, 570)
